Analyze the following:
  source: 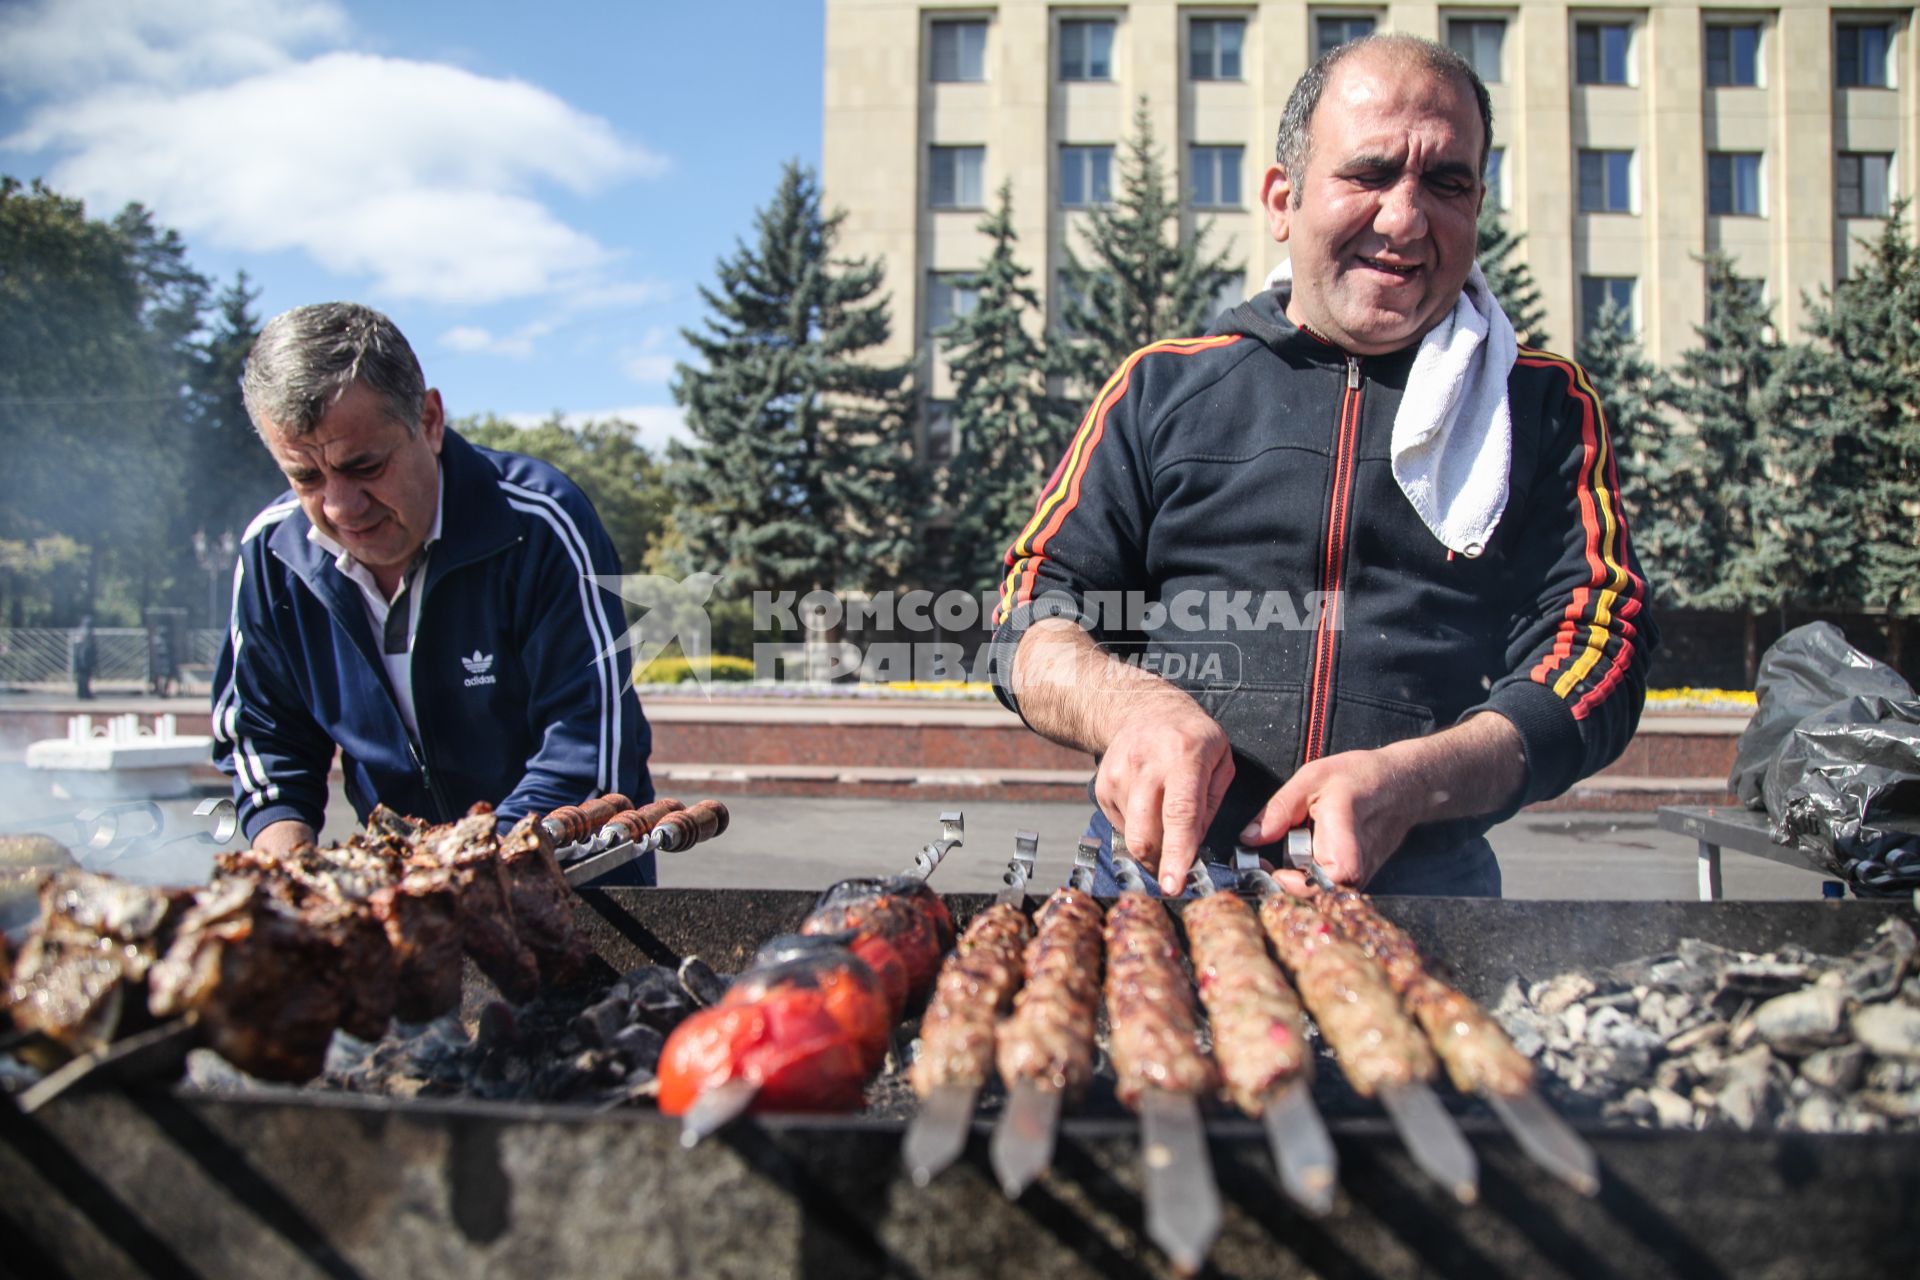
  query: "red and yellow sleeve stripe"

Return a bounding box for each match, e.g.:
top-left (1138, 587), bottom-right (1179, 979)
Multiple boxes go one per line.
top-left (995, 335), bottom-right (1241, 623)
top-left (1516, 348), bottom-right (1648, 721)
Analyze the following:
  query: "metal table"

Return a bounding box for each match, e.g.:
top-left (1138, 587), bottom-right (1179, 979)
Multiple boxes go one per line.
top-left (1655, 804), bottom-right (1822, 900)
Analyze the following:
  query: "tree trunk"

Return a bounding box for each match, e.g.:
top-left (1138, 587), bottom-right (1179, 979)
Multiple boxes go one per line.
top-left (1744, 612), bottom-right (1760, 689)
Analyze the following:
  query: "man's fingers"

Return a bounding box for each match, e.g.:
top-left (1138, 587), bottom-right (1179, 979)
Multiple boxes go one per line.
top-left (1122, 783), bottom-right (1166, 878)
top-left (1239, 774), bottom-right (1311, 847)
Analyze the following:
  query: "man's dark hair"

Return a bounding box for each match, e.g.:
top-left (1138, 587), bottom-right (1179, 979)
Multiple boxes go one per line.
top-left (241, 302), bottom-right (427, 438)
top-left (1274, 34), bottom-right (1494, 202)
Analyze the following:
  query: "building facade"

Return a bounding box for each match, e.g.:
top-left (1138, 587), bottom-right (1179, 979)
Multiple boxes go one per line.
top-left (823, 0), bottom-right (1917, 453)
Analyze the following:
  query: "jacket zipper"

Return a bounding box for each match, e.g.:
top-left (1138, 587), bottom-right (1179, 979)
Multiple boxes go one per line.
top-left (408, 734), bottom-right (453, 823)
top-left (1303, 355), bottom-right (1362, 764)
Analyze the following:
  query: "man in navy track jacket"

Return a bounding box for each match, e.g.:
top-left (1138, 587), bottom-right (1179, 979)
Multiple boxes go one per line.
top-left (212, 303), bottom-right (655, 882)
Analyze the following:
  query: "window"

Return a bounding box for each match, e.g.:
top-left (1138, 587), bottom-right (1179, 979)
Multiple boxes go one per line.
top-left (930, 146), bottom-right (985, 208)
top-left (930, 20), bottom-right (987, 82)
top-left (1316, 16), bottom-right (1375, 58)
top-left (1705, 23), bottom-right (1761, 87)
top-left (1485, 147), bottom-right (1506, 208)
top-left (1447, 20), bottom-right (1505, 82)
top-left (1061, 145), bottom-right (1114, 207)
top-left (924, 402), bottom-right (955, 464)
top-left (1189, 145), bottom-right (1243, 206)
top-left (1836, 23), bottom-right (1892, 88)
top-left (1190, 18), bottom-right (1245, 80)
top-left (1707, 152), bottom-right (1764, 216)
top-left (1581, 276), bottom-right (1636, 337)
top-left (928, 273), bottom-right (979, 334)
top-left (1578, 150), bottom-right (1633, 213)
top-left (1837, 152), bottom-right (1893, 217)
top-left (1576, 23), bottom-right (1632, 85)
top-left (1060, 18), bottom-right (1115, 80)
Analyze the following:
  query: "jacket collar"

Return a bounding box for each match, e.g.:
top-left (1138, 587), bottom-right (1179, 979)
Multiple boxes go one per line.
top-left (1216, 285), bottom-right (1420, 380)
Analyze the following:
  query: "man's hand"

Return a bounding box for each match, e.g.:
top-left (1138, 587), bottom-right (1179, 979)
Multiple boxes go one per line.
top-left (1239, 713), bottom-right (1526, 892)
top-left (1095, 699), bottom-right (1235, 895)
top-left (1013, 619), bottom-right (1235, 894)
top-left (252, 819), bottom-right (317, 858)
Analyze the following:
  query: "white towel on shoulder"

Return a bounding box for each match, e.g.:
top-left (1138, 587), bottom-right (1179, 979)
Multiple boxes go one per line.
top-left (1263, 259), bottom-right (1517, 557)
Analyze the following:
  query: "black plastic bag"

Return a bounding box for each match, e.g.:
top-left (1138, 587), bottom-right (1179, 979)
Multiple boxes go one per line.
top-left (1763, 696), bottom-right (1920, 889)
top-left (1729, 622), bottom-right (1913, 808)
top-left (1730, 623), bottom-right (1920, 892)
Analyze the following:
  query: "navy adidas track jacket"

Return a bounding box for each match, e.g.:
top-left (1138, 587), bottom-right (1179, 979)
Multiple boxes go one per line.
top-left (212, 429), bottom-right (652, 876)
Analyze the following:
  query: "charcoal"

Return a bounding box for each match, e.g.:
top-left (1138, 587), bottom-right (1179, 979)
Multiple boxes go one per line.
top-left (1852, 1004), bottom-right (1920, 1060)
top-left (611, 1023), bottom-right (665, 1070)
top-left (1800, 1043), bottom-right (1867, 1092)
top-left (1747, 986), bottom-right (1848, 1056)
top-left (677, 956), bottom-right (729, 1007)
top-left (624, 965), bottom-right (693, 1031)
top-left (572, 997), bottom-right (628, 1049)
top-left (477, 1000), bottom-right (517, 1049)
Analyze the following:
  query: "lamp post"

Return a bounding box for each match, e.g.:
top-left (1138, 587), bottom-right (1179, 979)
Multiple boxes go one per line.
top-left (192, 529), bottom-right (238, 630)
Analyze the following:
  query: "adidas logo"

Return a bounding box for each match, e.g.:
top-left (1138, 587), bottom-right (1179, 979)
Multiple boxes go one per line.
top-left (462, 650), bottom-right (497, 687)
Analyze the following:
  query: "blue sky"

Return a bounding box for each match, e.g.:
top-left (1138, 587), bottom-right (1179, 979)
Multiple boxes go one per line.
top-left (0, 0), bottom-right (826, 451)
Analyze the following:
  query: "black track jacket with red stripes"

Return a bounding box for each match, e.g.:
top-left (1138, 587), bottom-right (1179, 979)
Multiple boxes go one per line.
top-left (989, 286), bottom-right (1656, 871)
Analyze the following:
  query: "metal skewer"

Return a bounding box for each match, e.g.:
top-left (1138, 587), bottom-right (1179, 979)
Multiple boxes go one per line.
top-left (1238, 858), bottom-right (1480, 1205)
top-left (903, 831), bottom-right (1037, 1187)
top-left (1187, 863), bottom-right (1338, 1217)
top-left (1487, 1088), bottom-right (1600, 1196)
top-left (903, 811), bottom-right (965, 879)
top-left (1113, 851), bottom-right (1223, 1273)
top-left (991, 835), bottom-right (1100, 1198)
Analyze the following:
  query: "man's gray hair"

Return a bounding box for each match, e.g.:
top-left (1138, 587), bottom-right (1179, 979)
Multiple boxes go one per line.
top-left (1274, 33), bottom-right (1494, 200)
top-left (241, 302), bottom-right (426, 437)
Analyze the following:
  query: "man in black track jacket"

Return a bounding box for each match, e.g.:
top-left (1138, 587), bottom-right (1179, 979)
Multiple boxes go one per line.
top-left (988, 35), bottom-right (1654, 897)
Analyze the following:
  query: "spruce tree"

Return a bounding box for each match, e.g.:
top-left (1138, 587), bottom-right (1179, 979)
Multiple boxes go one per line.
top-left (1644, 253), bottom-right (1820, 681)
top-left (937, 183), bottom-right (1077, 596)
top-left (1476, 205), bottom-right (1549, 348)
top-left (1056, 98), bottom-right (1241, 393)
top-left (1794, 199), bottom-right (1920, 668)
top-left (669, 163), bottom-right (919, 603)
top-left (1573, 295), bottom-right (1669, 527)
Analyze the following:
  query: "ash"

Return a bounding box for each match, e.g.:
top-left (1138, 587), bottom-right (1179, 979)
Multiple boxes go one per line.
top-left (1496, 917), bottom-right (1920, 1134)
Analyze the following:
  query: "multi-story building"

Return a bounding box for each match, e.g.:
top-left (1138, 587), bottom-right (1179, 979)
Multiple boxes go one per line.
top-left (823, 0), bottom-right (1916, 456)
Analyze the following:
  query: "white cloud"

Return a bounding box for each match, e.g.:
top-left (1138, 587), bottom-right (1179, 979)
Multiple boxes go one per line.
top-left (502, 405), bottom-right (689, 453)
top-left (621, 326), bottom-right (683, 384)
top-left (3, 4), bottom-right (670, 307)
top-left (0, 0), bottom-right (348, 98)
top-left (440, 319), bottom-right (557, 358)
top-left (623, 354), bottom-right (679, 383)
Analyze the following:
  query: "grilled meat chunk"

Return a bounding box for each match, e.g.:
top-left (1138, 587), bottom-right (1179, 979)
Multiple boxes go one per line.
top-left (910, 902), bottom-right (1033, 1096)
top-left (1315, 890), bottom-right (1534, 1097)
top-left (496, 815), bottom-right (595, 988)
top-left (149, 877), bottom-right (345, 1083)
top-left (1259, 893), bottom-right (1434, 1097)
top-left (409, 808), bottom-right (540, 1004)
top-left (1104, 892), bottom-right (1217, 1107)
top-left (369, 871), bottom-right (463, 1022)
top-left (1185, 892), bottom-right (1313, 1114)
top-left (996, 889), bottom-right (1104, 1095)
top-left (7, 872), bottom-right (187, 1053)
